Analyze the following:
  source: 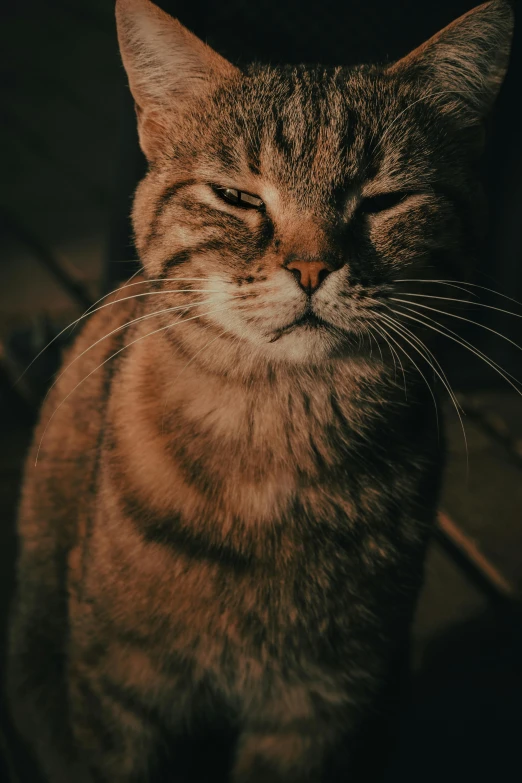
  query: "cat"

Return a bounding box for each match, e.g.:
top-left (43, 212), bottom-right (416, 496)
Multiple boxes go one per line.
top-left (6, 1), bottom-right (513, 781)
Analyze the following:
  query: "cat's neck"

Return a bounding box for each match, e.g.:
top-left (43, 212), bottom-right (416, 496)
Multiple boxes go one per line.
top-left (107, 321), bottom-right (404, 532)
top-left (114, 319), bottom-right (394, 449)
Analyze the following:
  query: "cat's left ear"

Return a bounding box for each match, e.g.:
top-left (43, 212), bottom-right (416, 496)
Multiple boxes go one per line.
top-left (115, 0), bottom-right (238, 160)
top-left (387, 0), bottom-right (514, 123)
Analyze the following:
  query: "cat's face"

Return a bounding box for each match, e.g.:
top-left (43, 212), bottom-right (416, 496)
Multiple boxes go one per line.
top-left (117, 0), bottom-right (513, 366)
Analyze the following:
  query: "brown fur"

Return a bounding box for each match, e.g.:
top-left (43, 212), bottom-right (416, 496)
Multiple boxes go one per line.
top-left (7, 2), bottom-right (513, 781)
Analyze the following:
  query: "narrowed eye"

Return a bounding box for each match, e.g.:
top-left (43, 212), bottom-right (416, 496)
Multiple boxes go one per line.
top-left (212, 186), bottom-right (265, 210)
top-left (359, 191), bottom-right (411, 215)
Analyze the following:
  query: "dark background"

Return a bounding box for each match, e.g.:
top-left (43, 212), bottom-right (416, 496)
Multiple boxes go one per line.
top-left (1, 2), bottom-right (522, 782)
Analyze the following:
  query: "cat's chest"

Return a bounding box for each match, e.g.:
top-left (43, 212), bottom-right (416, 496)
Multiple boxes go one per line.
top-left (116, 361), bottom-right (393, 533)
top-left (176, 377), bottom-right (362, 481)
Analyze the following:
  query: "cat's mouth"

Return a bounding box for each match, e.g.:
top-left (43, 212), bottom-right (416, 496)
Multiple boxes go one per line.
top-left (269, 309), bottom-right (332, 342)
top-left (292, 311), bottom-right (325, 329)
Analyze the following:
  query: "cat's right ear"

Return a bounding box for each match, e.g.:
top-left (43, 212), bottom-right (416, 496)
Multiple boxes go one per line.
top-left (115, 0), bottom-right (238, 161)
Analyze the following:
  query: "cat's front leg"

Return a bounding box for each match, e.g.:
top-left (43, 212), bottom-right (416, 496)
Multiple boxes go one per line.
top-left (231, 714), bottom-right (353, 783)
top-left (232, 650), bottom-right (408, 783)
top-left (68, 666), bottom-right (166, 783)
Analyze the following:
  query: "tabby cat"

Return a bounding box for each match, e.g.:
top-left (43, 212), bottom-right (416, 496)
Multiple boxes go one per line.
top-left (6, 1), bottom-right (514, 781)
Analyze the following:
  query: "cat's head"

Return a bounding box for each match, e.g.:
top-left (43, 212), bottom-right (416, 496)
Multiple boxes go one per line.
top-left (116, 0), bottom-right (513, 367)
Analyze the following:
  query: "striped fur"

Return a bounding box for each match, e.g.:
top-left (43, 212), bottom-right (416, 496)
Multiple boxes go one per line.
top-left (7, 1), bottom-right (513, 781)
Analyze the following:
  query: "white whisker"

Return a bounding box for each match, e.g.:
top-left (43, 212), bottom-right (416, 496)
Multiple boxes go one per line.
top-left (394, 278), bottom-right (522, 309)
top-left (366, 326), bottom-right (384, 363)
top-left (390, 297), bottom-right (522, 354)
top-left (393, 279), bottom-right (479, 299)
top-left (374, 314), bottom-right (441, 434)
top-left (380, 312), bottom-right (463, 417)
top-left (391, 303), bottom-right (522, 397)
top-left (16, 276), bottom-right (237, 382)
top-left (35, 305), bottom-right (235, 465)
top-left (381, 311), bottom-right (469, 473)
top-left (371, 322), bottom-right (407, 396)
top-left (393, 292), bottom-right (522, 319)
top-left (41, 295), bottom-right (249, 404)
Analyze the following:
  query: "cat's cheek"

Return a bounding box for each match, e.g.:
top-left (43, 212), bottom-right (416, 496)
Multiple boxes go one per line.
top-left (366, 210), bottom-right (446, 271)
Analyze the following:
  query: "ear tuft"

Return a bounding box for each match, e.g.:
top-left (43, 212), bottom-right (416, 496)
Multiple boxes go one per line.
top-left (388, 0), bottom-right (514, 122)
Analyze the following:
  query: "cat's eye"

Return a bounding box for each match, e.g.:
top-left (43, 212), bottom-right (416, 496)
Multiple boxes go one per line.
top-left (359, 191), bottom-right (411, 214)
top-left (212, 186), bottom-right (265, 210)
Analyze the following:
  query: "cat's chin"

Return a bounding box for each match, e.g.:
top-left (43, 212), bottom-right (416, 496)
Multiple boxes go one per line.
top-left (263, 324), bottom-right (347, 364)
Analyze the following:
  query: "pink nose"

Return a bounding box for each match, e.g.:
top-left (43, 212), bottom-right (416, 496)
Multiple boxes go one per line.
top-left (286, 260), bottom-right (331, 294)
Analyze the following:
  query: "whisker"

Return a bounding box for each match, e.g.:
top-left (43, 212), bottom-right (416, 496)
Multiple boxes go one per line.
top-left (35, 305), bottom-right (235, 465)
top-left (371, 322), bottom-right (407, 395)
top-left (109, 265), bottom-right (143, 295)
top-left (41, 295), bottom-right (250, 404)
top-left (366, 326), bottom-right (383, 362)
top-left (374, 314), bottom-right (441, 434)
top-left (16, 278), bottom-right (235, 382)
top-left (82, 275), bottom-right (227, 316)
top-left (392, 292), bottom-right (522, 319)
top-left (368, 323), bottom-right (393, 370)
top-left (394, 278), bottom-right (522, 309)
top-left (380, 312), bottom-right (463, 419)
top-left (391, 303), bottom-right (522, 398)
top-left (369, 321), bottom-right (393, 368)
top-left (381, 312), bottom-right (470, 469)
top-left (394, 303), bottom-right (522, 387)
top-left (83, 265), bottom-right (143, 317)
top-left (393, 279), bottom-right (479, 299)
top-left (390, 297), bottom-right (522, 354)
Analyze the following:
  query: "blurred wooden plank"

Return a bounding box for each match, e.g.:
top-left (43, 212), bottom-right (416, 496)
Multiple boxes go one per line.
top-left (436, 511), bottom-right (516, 599)
top-left (441, 400), bottom-right (522, 596)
